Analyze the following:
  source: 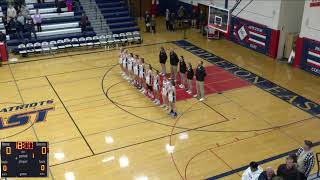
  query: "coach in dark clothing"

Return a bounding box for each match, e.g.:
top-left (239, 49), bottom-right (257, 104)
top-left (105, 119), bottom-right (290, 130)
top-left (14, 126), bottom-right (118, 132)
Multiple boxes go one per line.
top-left (159, 46), bottom-right (167, 76)
top-left (194, 60), bottom-right (206, 101)
top-left (277, 156), bottom-right (300, 180)
top-left (179, 56), bottom-right (187, 88)
top-left (186, 63), bottom-right (194, 94)
top-left (169, 48), bottom-right (179, 80)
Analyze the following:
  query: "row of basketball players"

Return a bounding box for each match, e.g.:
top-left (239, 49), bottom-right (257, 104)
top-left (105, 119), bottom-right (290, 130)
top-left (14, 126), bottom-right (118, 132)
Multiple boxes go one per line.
top-left (118, 47), bottom-right (207, 118)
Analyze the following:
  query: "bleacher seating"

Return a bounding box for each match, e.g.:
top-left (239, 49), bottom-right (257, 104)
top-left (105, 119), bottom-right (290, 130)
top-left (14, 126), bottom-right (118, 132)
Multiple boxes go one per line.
top-left (95, 0), bottom-right (139, 34)
top-left (0, 0), bottom-right (143, 57)
top-left (0, 0), bottom-right (96, 49)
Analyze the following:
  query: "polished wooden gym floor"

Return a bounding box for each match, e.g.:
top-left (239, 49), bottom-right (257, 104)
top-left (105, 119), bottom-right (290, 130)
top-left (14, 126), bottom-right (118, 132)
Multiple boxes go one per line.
top-left (0, 18), bottom-right (320, 180)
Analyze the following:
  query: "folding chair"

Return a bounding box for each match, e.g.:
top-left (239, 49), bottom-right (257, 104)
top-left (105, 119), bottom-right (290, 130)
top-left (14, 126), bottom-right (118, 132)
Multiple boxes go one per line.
top-left (49, 41), bottom-right (58, 52)
top-left (18, 44), bottom-right (27, 57)
top-left (119, 33), bottom-right (128, 46)
top-left (99, 35), bottom-right (107, 49)
top-left (34, 42), bottom-right (42, 53)
top-left (133, 31), bottom-right (142, 44)
top-left (71, 38), bottom-right (80, 48)
top-left (64, 38), bottom-right (72, 48)
top-left (26, 43), bottom-right (35, 54)
top-left (79, 37), bottom-right (87, 47)
top-left (112, 34), bottom-right (121, 47)
top-left (86, 37), bottom-right (93, 47)
top-left (41, 41), bottom-right (51, 54)
top-left (57, 39), bottom-right (66, 50)
top-left (126, 32), bottom-right (134, 44)
top-left (106, 34), bottom-right (115, 50)
top-left (92, 36), bottom-right (101, 47)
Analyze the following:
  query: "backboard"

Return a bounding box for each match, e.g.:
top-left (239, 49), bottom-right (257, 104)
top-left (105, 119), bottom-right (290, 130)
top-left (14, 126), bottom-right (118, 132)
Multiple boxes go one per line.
top-left (208, 5), bottom-right (230, 33)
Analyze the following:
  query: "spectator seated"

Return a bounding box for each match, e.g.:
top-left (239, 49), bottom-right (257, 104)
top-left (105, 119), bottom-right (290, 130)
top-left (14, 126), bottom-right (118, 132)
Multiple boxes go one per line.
top-left (1, 0), bottom-right (95, 49)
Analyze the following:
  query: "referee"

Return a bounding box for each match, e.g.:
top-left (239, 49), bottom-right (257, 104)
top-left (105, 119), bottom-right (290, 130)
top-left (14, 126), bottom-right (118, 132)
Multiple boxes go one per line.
top-left (194, 61), bottom-right (206, 101)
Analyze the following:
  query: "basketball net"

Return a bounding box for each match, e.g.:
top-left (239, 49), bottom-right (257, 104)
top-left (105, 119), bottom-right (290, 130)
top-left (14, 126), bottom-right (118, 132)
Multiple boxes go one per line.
top-left (207, 24), bottom-right (221, 40)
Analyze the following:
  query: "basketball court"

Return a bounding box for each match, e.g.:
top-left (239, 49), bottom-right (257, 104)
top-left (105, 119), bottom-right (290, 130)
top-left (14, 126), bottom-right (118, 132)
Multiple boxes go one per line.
top-left (1, 5), bottom-right (320, 180)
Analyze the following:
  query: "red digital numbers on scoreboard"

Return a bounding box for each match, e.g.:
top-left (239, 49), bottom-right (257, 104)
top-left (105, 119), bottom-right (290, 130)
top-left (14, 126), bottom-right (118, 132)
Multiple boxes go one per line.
top-left (16, 142), bottom-right (34, 150)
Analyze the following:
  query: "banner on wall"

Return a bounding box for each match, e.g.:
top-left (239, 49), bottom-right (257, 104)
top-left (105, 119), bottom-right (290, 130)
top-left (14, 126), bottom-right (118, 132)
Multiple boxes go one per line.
top-left (300, 39), bottom-right (320, 76)
top-left (230, 17), bottom-right (272, 55)
top-left (310, 0), bottom-right (320, 7)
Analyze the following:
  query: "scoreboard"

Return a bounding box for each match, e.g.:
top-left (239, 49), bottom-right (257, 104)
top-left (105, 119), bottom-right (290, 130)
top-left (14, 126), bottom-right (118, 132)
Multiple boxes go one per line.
top-left (1, 142), bottom-right (49, 178)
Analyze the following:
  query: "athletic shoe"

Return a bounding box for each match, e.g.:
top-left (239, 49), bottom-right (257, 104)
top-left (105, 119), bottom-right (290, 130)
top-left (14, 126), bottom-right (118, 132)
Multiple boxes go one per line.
top-left (173, 112), bottom-right (177, 118)
top-left (199, 98), bottom-right (204, 102)
top-left (161, 104), bottom-right (166, 108)
top-left (193, 95), bottom-right (198, 98)
top-left (187, 90), bottom-right (192, 95)
top-left (164, 106), bottom-right (168, 110)
top-left (171, 112), bottom-right (177, 118)
top-left (153, 99), bottom-right (157, 104)
top-left (156, 100), bottom-right (160, 105)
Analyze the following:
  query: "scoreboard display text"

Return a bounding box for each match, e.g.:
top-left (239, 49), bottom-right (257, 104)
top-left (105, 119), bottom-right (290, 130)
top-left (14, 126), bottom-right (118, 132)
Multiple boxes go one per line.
top-left (1, 142), bottom-right (49, 177)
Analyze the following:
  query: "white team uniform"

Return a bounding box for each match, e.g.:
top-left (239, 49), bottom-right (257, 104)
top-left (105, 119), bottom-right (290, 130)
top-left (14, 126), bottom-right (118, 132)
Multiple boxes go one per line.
top-left (122, 55), bottom-right (127, 69)
top-left (153, 75), bottom-right (160, 91)
top-left (133, 61), bottom-right (139, 76)
top-left (139, 64), bottom-right (144, 78)
top-left (127, 58), bottom-right (133, 72)
top-left (162, 80), bottom-right (169, 96)
top-left (168, 85), bottom-right (176, 103)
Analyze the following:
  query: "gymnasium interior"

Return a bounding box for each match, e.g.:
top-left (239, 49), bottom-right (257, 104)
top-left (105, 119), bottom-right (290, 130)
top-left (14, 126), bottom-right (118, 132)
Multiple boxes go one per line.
top-left (0, 0), bottom-right (319, 179)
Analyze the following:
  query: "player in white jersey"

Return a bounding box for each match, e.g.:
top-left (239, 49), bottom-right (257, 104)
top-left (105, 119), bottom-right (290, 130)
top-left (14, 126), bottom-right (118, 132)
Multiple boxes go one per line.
top-left (122, 49), bottom-right (129, 80)
top-left (168, 80), bottom-right (177, 118)
top-left (153, 70), bottom-right (161, 105)
top-left (138, 58), bottom-right (145, 92)
top-left (145, 64), bottom-right (154, 98)
top-left (127, 53), bottom-right (134, 82)
top-left (133, 55), bottom-right (139, 87)
top-left (161, 76), bottom-right (170, 110)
